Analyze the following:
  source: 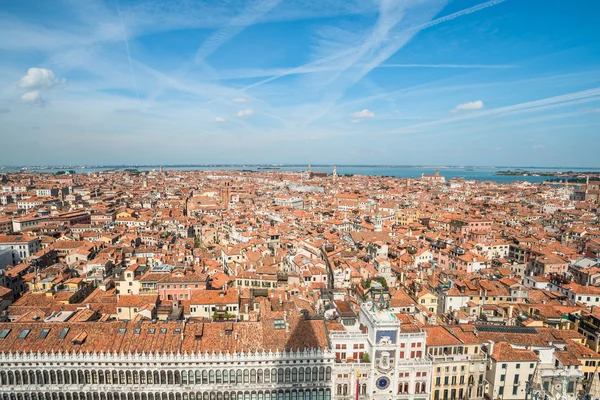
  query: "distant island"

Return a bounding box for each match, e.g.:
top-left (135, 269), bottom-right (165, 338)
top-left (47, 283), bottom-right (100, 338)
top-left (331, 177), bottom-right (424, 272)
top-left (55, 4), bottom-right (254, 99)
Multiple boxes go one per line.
top-left (495, 170), bottom-right (559, 177)
top-left (496, 170), bottom-right (600, 181)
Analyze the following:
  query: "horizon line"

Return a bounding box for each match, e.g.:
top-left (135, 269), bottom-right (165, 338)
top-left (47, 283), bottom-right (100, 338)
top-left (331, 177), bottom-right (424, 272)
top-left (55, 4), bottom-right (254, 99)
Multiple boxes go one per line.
top-left (2, 164), bottom-right (600, 170)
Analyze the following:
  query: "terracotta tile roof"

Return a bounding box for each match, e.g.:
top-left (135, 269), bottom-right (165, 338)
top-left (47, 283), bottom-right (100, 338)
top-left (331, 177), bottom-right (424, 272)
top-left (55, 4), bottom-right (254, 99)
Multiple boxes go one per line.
top-left (491, 342), bottom-right (539, 362)
top-left (0, 316), bottom-right (329, 354)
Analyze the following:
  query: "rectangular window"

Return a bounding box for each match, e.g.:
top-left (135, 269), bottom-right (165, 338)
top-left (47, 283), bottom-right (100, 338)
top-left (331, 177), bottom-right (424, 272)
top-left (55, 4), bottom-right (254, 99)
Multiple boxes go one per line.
top-left (58, 327), bottom-right (69, 339)
top-left (499, 387), bottom-right (504, 396)
top-left (512, 387), bottom-right (518, 395)
top-left (0, 329), bottom-right (11, 339)
top-left (514, 375), bottom-right (519, 384)
top-left (38, 329), bottom-right (50, 339)
top-left (18, 329), bottom-right (31, 339)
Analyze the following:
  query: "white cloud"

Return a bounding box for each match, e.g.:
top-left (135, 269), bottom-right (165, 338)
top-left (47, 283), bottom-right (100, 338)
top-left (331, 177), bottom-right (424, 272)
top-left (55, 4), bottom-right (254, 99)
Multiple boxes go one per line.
top-left (453, 100), bottom-right (484, 112)
top-left (215, 116), bottom-right (227, 123)
top-left (350, 119), bottom-right (360, 123)
top-left (352, 109), bottom-right (374, 119)
top-left (582, 107), bottom-right (600, 113)
top-left (232, 97), bottom-right (249, 103)
top-left (237, 109), bottom-right (254, 118)
top-left (19, 68), bottom-right (65, 89)
top-left (533, 144), bottom-right (545, 150)
top-left (20, 90), bottom-right (43, 105)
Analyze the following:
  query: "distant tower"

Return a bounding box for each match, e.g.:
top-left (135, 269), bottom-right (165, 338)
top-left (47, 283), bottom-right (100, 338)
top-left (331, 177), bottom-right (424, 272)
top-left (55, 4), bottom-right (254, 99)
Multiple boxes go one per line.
top-left (332, 166), bottom-right (338, 181)
top-left (160, 166), bottom-right (163, 174)
top-left (374, 212), bottom-right (383, 232)
top-left (143, 179), bottom-right (148, 188)
top-left (221, 181), bottom-right (231, 210)
top-left (307, 164), bottom-right (312, 174)
top-left (587, 175), bottom-right (590, 192)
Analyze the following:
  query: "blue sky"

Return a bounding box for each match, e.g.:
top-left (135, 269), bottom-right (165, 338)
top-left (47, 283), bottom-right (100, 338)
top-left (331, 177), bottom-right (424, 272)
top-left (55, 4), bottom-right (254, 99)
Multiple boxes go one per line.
top-left (0, 0), bottom-right (599, 166)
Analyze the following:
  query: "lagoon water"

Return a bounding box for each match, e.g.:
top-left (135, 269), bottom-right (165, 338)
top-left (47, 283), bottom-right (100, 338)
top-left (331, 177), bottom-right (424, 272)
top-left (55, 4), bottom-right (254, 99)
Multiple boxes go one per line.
top-left (3, 165), bottom-right (599, 184)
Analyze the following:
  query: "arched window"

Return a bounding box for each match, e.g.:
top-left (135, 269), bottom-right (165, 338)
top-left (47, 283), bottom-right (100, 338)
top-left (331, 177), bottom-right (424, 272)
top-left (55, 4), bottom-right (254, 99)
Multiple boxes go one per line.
top-left (421, 382), bottom-right (426, 393)
top-left (311, 368), bottom-right (317, 382)
top-left (236, 370), bottom-right (243, 384)
top-left (325, 367), bottom-right (331, 381)
top-left (257, 369), bottom-right (263, 383)
top-left (318, 368), bottom-right (324, 381)
top-left (337, 385), bottom-right (342, 396)
top-left (216, 369), bottom-right (223, 384)
top-left (298, 368), bottom-right (304, 382)
top-left (243, 370), bottom-right (249, 384)
top-left (250, 369), bottom-right (256, 384)
top-left (361, 384), bottom-right (367, 395)
top-left (209, 370), bottom-right (216, 384)
top-left (291, 368), bottom-right (297, 382)
top-left (285, 369), bottom-right (291, 383)
top-left (270, 369), bottom-right (276, 383)
top-left (229, 370), bottom-right (236, 384)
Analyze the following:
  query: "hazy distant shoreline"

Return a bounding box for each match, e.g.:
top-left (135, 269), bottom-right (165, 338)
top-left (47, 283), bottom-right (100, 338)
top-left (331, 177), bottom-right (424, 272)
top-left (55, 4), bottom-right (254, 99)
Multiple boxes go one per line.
top-left (3, 164), bottom-right (599, 184)
top-left (2, 164), bottom-right (600, 170)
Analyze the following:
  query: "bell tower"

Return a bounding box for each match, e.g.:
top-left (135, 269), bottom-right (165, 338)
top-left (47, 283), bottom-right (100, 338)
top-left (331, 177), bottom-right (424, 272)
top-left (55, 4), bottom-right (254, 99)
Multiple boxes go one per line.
top-left (221, 181), bottom-right (231, 210)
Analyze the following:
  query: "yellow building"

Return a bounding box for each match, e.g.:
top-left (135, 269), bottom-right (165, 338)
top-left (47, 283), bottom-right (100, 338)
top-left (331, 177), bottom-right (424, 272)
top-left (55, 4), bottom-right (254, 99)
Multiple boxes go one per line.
top-left (425, 325), bottom-right (488, 400)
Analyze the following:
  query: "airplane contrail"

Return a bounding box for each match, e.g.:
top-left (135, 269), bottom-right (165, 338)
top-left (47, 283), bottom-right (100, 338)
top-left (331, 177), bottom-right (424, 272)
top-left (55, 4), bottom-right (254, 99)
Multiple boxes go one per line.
top-left (117, 0), bottom-right (139, 100)
top-left (240, 0), bottom-right (507, 92)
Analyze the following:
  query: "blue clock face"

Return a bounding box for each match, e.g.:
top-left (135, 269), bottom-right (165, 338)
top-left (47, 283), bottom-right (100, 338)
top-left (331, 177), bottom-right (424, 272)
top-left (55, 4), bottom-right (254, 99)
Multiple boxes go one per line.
top-left (376, 376), bottom-right (390, 390)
